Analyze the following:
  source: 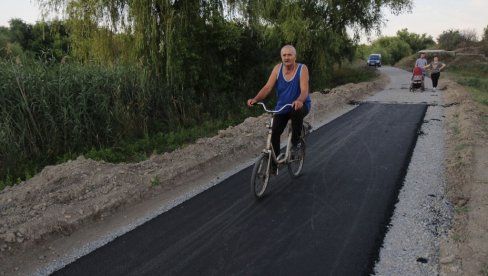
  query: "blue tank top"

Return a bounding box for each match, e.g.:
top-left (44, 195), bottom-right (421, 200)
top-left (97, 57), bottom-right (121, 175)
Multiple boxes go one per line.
top-left (275, 63), bottom-right (312, 114)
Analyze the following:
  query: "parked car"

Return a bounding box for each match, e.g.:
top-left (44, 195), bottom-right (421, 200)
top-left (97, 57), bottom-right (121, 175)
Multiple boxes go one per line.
top-left (367, 54), bottom-right (382, 67)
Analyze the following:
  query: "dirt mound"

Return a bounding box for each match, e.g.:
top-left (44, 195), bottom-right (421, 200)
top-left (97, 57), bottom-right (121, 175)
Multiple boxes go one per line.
top-left (440, 78), bottom-right (488, 275)
top-left (454, 46), bottom-right (486, 55)
top-left (0, 73), bottom-right (389, 266)
top-left (449, 54), bottom-right (488, 67)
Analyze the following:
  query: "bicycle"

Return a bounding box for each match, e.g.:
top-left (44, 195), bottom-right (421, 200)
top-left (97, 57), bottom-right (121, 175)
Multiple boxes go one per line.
top-left (250, 102), bottom-right (311, 199)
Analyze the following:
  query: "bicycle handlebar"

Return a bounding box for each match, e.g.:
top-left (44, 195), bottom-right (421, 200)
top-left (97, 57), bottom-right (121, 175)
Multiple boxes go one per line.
top-left (256, 102), bottom-right (292, 113)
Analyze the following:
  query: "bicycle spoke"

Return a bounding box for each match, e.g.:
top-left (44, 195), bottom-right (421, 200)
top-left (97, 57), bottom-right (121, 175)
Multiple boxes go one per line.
top-left (287, 138), bottom-right (305, 177)
top-left (251, 154), bottom-right (271, 198)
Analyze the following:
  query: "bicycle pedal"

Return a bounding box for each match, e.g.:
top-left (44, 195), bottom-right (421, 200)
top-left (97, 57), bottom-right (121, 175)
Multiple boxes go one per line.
top-left (272, 168), bottom-right (278, 176)
top-left (270, 164), bottom-right (278, 176)
top-left (277, 153), bottom-right (285, 162)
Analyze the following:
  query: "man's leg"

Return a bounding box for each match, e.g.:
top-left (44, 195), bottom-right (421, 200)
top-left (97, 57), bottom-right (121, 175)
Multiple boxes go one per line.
top-left (271, 113), bottom-right (290, 157)
top-left (290, 106), bottom-right (309, 147)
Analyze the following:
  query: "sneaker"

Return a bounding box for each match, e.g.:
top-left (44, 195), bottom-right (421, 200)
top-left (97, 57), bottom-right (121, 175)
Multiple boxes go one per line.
top-left (291, 143), bottom-right (302, 159)
top-left (432, 87), bottom-right (436, 91)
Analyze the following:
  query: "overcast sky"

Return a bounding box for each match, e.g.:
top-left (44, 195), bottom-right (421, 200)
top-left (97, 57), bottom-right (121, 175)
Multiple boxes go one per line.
top-left (370, 0), bottom-right (487, 42)
top-left (1, 0), bottom-right (487, 42)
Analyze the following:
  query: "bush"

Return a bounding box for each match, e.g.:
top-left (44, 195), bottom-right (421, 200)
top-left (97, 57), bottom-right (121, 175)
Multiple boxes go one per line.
top-left (329, 65), bottom-right (377, 87)
top-left (396, 28), bottom-right (435, 53)
top-left (438, 29), bottom-right (463, 50)
top-left (366, 37), bottom-right (412, 65)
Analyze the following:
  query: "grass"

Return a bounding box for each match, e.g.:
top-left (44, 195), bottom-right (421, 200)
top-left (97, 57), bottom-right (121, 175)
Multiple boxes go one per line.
top-left (447, 57), bottom-right (488, 108)
top-left (458, 82), bottom-right (488, 105)
top-left (483, 114), bottom-right (488, 133)
top-left (452, 232), bottom-right (461, 242)
top-left (445, 56), bottom-right (488, 138)
top-left (329, 65), bottom-right (377, 87)
top-left (455, 143), bottom-right (470, 151)
top-left (482, 263), bottom-right (488, 276)
top-left (451, 125), bottom-right (461, 136)
top-left (0, 116), bottom-right (245, 190)
top-left (150, 176), bottom-right (161, 186)
top-left (82, 118), bottom-right (238, 163)
top-left (312, 61), bottom-right (378, 90)
top-left (454, 205), bottom-right (470, 214)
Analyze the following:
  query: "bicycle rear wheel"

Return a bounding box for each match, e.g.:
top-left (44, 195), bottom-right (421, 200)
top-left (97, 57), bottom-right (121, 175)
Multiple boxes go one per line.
top-left (251, 153), bottom-right (271, 199)
top-left (287, 138), bottom-right (306, 177)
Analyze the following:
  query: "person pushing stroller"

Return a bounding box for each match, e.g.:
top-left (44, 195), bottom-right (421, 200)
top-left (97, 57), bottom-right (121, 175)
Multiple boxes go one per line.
top-left (415, 53), bottom-right (428, 76)
top-left (409, 52), bottom-right (427, 92)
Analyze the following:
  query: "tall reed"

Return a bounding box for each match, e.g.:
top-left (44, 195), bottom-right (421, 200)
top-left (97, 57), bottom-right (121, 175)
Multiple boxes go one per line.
top-left (0, 63), bottom-right (130, 183)
top-left (0, 58), bottom-right (256, 188)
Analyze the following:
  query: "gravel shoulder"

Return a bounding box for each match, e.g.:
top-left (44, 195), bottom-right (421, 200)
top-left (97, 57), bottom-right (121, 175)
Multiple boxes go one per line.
top-left (372, 67), bottom-right (488, 275)
top-left (372, 67), bottom-right (451, 275)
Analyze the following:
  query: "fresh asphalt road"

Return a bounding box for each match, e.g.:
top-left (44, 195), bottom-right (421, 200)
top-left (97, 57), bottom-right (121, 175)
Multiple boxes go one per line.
top-left (52, 100), bottom-right (427, 276)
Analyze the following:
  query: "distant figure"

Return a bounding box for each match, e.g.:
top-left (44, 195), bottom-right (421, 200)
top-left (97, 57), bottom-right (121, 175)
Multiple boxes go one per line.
top-left (415, 53), bottom-right (428, 76)
top-left (424, 56), bottom-right (446, 91)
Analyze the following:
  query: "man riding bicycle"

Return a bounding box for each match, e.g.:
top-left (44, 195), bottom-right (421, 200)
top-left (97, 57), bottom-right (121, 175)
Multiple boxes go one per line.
top-left (247, 45), bottom-right (311, 172)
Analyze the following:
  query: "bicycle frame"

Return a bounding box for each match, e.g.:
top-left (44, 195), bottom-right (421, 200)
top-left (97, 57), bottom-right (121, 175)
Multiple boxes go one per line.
top-left (250, 102), bottom-right (308, 198)
top-left (258, 102), bottom-right (294, 165)
top-left (263, 116), bottom-right (293, 165)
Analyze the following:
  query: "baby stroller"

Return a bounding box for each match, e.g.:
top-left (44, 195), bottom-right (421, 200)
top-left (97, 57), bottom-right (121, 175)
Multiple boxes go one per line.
top-left (410, 66), bottom-right (425, 92)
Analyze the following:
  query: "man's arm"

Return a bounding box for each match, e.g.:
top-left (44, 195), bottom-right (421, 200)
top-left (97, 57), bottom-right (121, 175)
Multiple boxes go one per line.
top-left (247, 64), bottom-right (280, 107)
top-left (293, 64), bottom-right (309, 110)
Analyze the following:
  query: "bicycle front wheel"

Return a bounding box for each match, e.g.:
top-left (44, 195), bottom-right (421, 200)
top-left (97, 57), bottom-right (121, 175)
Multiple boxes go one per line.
top-left (288, 138), bottom-right (306, 178)
top-left (251, 153), bottom-right (271, 199)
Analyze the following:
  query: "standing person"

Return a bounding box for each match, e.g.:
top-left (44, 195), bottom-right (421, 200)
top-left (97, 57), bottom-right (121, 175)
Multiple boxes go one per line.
top-left (247, 45), bottom-right (311, 172)
top-left (415, 52), bottom-right (428, 76)
top-left (424, 56), bottom-right (446, 91)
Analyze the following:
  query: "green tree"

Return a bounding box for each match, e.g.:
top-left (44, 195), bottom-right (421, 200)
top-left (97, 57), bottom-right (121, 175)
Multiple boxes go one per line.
top-left (437, 29), bottom-right (463, 50)
top-left (8, 19), bottom-right (33, 50)
top-left (0, 19), bottom-right (71, 61)
top-left (368, 36), bottom-right (411, 65)
top-left (396, 28), bottom-right (434, 53)
top-left (0, 26), bottom-right (9, 57)
top-left (459, 28), bottom-right (479, 48)
top-left (30, 20), bottom-right (70, 61)
top-left (228, 0), bottom-right (413, 87)
top-left (38, 0), bottom-right (413, 84)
